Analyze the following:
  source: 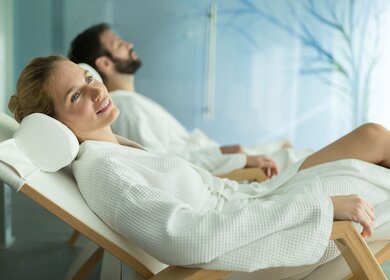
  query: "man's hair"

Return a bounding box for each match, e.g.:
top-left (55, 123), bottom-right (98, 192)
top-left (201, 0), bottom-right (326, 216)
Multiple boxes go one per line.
top-left (68, 23), bottom-right (111, 69)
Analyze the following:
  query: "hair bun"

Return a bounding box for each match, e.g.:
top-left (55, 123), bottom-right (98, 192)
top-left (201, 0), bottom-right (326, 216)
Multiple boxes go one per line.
top-left (9, 94), bottom-right (18, 103)
top-left (8, 95), bottom-right (22, 123)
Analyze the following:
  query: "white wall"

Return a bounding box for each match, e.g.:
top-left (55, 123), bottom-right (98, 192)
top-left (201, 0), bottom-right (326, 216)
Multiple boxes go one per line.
top-left (0, 0), bottom-right (13, 113)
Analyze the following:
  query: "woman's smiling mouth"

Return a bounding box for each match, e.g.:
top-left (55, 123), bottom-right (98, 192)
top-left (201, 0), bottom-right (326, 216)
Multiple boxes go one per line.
top-left (97, 99), bottom-right (111, 114)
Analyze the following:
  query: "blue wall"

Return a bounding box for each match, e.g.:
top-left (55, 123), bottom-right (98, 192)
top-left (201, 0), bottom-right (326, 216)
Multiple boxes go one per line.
top-left (12, 0), bottom-right (390, 150)
top-left (13, 0), bottom-right (53, 82)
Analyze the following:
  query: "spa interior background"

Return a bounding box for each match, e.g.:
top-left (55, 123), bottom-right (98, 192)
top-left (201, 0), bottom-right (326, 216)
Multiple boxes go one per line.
top-left (2, 0), bottom-right (390, 279)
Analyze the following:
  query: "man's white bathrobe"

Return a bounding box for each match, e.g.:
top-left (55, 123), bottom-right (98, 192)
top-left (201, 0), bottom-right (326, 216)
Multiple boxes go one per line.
top-left (110, 90), bottom-right (310, 175)
top-left (73, 137), bottom-right (390, 279)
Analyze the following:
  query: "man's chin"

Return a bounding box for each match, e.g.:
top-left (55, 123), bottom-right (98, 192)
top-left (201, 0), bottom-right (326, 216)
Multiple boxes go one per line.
top-left (114, 59), bottom-right (142, 75)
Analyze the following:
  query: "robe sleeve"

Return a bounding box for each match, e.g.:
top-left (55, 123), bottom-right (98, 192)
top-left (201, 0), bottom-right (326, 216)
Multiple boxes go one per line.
top-left (182, 149), bottom-right (247, 175)
top-left (113, 182), bottom-right (333, 271)
top-left (84, 162), bottom-right (334, 271)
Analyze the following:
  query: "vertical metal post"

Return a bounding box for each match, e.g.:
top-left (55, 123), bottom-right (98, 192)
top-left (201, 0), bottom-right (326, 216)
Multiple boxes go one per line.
top-left (203, 2), bottom-right (217, 120)
top-left (0, 0), bottom-right (15, 249)
top-left (0, 0), bottom-right (14, 113)
top-left (0, 181), bottom-right (14, 248)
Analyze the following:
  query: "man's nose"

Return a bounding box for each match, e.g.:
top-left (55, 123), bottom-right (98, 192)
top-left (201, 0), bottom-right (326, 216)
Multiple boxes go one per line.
top-left (125, 41), bottom-right (133, 50)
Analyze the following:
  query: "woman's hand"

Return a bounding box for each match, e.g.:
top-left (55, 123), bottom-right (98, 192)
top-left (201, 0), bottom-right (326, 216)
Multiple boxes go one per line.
top-left (331, 195), bottom-right (375, 238)
top-left (246, 155), bottom-right (278, 178)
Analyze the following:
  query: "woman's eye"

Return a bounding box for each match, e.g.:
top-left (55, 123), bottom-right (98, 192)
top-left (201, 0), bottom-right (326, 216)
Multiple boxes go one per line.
top-left (86, 76), bottom-right (93, 84)
top-left (71, 91), bottom-right (81, 103)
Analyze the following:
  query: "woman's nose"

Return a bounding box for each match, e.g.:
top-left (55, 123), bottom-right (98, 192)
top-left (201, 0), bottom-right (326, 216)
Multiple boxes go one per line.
top-left (85, 85), bottom-right (103, 102)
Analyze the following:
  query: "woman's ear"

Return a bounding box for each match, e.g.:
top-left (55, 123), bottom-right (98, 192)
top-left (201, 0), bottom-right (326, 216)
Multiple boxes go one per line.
top-left (95, 56), bottom-right (113, 76)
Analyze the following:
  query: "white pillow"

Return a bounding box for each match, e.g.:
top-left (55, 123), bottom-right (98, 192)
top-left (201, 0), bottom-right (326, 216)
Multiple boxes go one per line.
top-left (14, 113), bottom-right (79, 172)
top-left (78, 63), bottom-right (103, 82)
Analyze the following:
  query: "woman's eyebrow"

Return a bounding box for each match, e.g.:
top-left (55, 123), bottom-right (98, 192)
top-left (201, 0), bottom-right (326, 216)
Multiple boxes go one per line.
top-left (64, 70), bottom-right (89, 102)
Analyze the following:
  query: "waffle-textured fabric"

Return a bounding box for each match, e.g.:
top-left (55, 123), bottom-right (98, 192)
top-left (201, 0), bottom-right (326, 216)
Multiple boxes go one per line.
top-left (110, 90), bottom-right (310, 174)
top-left (72, 138), bottom-right (390, 279)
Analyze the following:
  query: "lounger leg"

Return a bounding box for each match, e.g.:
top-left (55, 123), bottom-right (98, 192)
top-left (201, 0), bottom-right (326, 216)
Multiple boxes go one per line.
top-left (122, 265), bottom-right (145, 280)
top-left (0, 182), bottom-right (15, 248)
top-left (64, 241), bottom-right (103, 280)
top-left (100, 251), bottom-right (122, 280)
top-left (67, 230), bottom-right (81, 247)
top-left (331, 221), bottom-right (386, 280)
top-left (375, 242), bottom-right (390, 265)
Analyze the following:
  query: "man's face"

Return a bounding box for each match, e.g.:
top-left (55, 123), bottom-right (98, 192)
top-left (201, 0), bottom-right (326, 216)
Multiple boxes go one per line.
top-left (100, 30), bottom-right (142, 75)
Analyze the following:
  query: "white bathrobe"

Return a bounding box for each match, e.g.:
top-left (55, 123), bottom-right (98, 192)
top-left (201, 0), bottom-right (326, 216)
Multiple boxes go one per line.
top-left (72, 138), bottom-right (390, 279)
top-left (110, 90), bottom-right (310, 175)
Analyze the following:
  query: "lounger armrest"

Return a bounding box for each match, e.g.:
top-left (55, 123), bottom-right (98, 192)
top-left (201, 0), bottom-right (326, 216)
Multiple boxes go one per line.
top-left (219, 167), bottom-right (268, 182)
top-left (330, 221), bottom-right (386, 280)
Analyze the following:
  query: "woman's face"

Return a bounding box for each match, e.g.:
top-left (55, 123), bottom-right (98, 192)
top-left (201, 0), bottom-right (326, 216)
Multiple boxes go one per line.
top-left (48, 60), bottom-right (119, 139)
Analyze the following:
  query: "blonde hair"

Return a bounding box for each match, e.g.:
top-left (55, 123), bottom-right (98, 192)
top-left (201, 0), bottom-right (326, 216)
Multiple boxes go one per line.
top-left (8, 55), bottom-right (68, 123)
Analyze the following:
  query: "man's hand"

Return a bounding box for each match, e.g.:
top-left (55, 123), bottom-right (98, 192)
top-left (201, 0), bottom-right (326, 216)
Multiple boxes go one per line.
top-left (220, 145), bottom-right (245, 154)
top-left (331, 195), bottom-right (375, 238)
top-left (246, 155), bottom-right (278, 178)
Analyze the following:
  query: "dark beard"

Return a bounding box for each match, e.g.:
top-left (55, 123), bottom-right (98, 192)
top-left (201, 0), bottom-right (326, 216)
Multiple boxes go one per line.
top-left (111, 52), bottom-right (142, 75)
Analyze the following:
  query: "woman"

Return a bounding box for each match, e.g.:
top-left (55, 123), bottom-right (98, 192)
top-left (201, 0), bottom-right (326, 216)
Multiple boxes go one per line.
top-left (8, 55), bottom-right (390, 279)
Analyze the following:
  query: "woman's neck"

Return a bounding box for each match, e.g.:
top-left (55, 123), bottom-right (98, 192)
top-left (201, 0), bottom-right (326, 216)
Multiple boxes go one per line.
top-left (78, 126), bottom-right (119, 144)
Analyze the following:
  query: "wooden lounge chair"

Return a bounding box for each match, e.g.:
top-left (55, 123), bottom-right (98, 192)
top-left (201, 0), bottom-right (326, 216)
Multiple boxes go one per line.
top-left (3, 162), bottom-right (390, 279)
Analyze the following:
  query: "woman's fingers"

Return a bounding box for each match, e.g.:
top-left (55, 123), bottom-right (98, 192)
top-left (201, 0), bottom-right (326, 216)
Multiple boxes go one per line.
top-left (361, 228), bottom-right (370, 238)
top-left (331, 195), bottom-right (375, 238)
top-left (357, 210), bottom-right (373, 237)
top-left (366, 202), bottom-right (375, 222)
top-left (357, 201), bottom-right (375, 237)
top-left (262, 164), bottom-right (278, 178)
top-left (259, 158), bottom-right (278, 178)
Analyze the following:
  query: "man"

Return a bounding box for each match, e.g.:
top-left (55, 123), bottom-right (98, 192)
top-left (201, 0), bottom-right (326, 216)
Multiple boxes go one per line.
top-left (68, 23), bottom-right (308, 176)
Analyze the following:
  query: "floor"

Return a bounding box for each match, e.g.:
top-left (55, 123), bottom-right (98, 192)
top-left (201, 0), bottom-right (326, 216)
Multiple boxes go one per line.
top-left (0, 189), bottom-right (101, 280)
top-left (384, 260), bottom-right (390, 277)
top-left (2, 185), bottom-right (390, 280)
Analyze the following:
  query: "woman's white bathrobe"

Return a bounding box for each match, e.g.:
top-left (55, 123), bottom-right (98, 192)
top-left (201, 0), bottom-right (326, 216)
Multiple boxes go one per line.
top-left (110, 90), bottom-right (310, 175)
top-left (72, 138), bottom-right (390, 279)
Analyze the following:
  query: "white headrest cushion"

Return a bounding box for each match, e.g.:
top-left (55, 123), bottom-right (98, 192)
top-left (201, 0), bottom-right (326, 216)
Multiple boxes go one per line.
top-left (78, 63), bottom-right (103, 82)
top-left (14, 113), bottom-right (79, 172)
